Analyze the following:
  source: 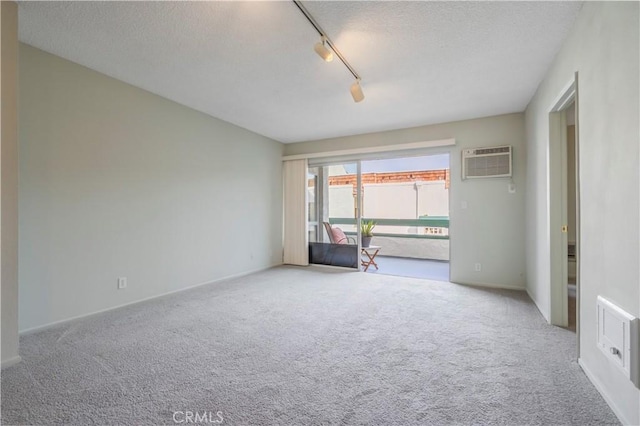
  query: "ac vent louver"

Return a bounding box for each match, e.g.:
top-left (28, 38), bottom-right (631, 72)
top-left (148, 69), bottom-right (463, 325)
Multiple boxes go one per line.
top-left (462, 145), bottom-right (512, 179)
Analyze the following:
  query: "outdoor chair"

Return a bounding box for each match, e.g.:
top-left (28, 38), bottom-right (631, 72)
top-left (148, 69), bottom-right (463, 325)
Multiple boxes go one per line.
top-left (323, 222), bottom-right (356, 245)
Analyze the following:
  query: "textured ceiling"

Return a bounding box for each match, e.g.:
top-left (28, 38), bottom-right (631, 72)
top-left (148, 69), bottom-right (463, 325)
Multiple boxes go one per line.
top-left (18, 1), bottom-right (582, 143)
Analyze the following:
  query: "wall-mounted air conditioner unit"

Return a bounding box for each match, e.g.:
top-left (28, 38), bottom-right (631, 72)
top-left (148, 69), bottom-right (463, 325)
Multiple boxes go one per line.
top-left (462, 145), bottom-right (512, 179)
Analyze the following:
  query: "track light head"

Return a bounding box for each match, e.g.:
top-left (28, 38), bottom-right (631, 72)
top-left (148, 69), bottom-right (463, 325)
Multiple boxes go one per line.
top-left (294, 1), bottom-right (364, 104)
top-left (314, 36), bottom-right (333, 62)
top-left (350, 80), bottom-right (364, 103)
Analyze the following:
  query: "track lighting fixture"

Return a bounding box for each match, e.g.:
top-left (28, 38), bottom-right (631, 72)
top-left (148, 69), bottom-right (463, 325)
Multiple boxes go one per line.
top-left (314, 36), bottom-right (333, 62)
top-left (350, 79), bottom-right (365, 103)
top-left (293, 0), bottom-right (365, 103)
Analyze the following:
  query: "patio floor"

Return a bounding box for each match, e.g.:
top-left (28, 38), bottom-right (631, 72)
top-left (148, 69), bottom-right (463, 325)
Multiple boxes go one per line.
top-left (364, 255), bottom-right (450, 281)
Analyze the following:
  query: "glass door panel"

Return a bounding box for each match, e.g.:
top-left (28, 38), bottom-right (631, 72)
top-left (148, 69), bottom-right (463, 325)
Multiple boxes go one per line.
top-left (308, 162), bottom-right (360, 268)
top-left (307, 167), bottom-right (319, 243)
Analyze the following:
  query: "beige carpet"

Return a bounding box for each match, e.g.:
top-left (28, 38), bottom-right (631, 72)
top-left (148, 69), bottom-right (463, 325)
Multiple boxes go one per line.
top-left (1, 266), bottom-right (618, 425)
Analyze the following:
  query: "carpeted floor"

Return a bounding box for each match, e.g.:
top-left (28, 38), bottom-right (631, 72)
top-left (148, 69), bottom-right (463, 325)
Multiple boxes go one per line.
top-left (1, 266), bottom-right (619, 425)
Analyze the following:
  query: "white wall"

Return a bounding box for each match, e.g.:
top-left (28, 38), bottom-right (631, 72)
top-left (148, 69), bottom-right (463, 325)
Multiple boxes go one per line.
top-left (328, 185), bottom-right (356, 219)
top-left (363, 181), bottom-right (449, 222)
top-left (1, 1), bottom-right (21, 367)
top-left (416, 182), bottom-right (449, 218)
top-left (524, 2), bottom-right (639, 424)
top-left (19, 44), bottom-right (284, 331)
top-left (285, 113), bottom-right (526, 290)
top-left (328, 181), bottom-right (449, 225)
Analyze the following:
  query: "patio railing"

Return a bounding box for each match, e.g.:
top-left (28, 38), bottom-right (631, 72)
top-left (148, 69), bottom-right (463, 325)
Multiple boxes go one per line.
top-left (329, 216), bottom-right (450, 240)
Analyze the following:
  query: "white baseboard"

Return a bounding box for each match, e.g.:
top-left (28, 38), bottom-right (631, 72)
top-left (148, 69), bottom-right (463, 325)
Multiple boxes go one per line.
top-left (20, 264), bottom-right (281, 336)
top-left (578, 358), bottom-right (631, 425)
top-left (1, 356), bottom-right (22, 369)
top-left (451, 279), bottom-right (526, 292)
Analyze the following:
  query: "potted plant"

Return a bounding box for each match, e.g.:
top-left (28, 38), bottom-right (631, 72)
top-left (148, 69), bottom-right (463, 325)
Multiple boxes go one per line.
top-left (361, 220), bottom-right (376, 248)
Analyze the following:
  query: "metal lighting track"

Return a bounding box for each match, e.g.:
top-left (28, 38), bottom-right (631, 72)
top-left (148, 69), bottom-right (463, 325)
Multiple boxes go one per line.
top-left (292, 0), bottom-right (361, 81)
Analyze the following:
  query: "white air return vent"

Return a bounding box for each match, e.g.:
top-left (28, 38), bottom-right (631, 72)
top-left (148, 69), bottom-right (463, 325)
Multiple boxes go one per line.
top-left (462, 146), bottom-right (512, 179)
top-left (597, 296), bottom-right (639, 388)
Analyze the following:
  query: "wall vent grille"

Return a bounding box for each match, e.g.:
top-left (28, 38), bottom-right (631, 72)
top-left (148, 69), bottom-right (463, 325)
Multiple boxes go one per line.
top-left (462, 145), bottom-right (512, 179)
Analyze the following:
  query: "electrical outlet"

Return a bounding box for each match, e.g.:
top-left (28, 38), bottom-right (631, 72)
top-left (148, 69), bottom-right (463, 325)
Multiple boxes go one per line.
top-left (117, 277), bottom-right (127, 289)
top-left (508, 183), bottom-right (516, 193)
top-left (474, 263), bottom-right (482, 272)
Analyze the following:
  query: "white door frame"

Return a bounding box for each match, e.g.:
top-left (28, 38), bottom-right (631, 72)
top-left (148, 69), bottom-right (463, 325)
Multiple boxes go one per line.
top-left (548, 74), bottom-right (580, 342)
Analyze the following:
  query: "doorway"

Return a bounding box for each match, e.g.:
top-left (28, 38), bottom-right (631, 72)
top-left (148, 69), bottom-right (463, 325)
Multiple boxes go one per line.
top-left (566, 102), bottom-right (577, 332)
top-left (548, 75), bottom-right (580, 349)
top-left (358, 154), bottom-right (451, 281)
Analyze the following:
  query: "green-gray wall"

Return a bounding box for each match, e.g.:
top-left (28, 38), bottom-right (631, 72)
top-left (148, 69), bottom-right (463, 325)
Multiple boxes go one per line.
top-left (1, 1), bottom-right (20, 367)
top-left (19, 44), bottom-right (284, 331)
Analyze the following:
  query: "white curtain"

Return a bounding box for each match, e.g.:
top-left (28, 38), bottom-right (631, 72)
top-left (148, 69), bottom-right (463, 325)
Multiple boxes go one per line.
top-left (283, 159), bottom-right (309, 266)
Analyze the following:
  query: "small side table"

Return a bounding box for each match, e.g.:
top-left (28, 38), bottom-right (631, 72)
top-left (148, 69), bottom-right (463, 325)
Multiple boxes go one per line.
top-left (361, 246), bottom-right (381, 272)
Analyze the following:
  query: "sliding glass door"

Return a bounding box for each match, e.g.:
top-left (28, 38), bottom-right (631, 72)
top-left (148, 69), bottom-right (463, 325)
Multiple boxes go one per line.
top-left (306, 153), bottom-right (451, 279)
top-left (307, 161), bottom-right (361, 268)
